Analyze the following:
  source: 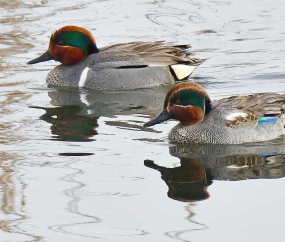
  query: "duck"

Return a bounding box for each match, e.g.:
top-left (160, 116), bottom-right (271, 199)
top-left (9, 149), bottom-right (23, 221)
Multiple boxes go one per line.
top-left (28, 26), bottom-right (203, 91)
top-left (144, 82), bottom-right (285, 144)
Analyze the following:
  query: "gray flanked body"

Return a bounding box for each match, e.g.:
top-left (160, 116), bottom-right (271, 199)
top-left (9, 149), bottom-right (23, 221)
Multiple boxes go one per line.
top-left (46, 42), bottom-right (202, 91)
top-left (47, 52), bottom-right (173, 90)
top-left (169, 93), bottom-right (285, 144)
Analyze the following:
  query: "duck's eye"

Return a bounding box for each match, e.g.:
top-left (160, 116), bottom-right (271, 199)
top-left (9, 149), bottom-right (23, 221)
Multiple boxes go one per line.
top-left (57, 40), bottom-right (64, 45)
top-left (175, 99), bottom-right (182, 105)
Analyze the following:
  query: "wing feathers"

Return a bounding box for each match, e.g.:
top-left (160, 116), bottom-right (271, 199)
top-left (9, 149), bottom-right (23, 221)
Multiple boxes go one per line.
top-left (100, 41), bottom-right (203, 68)
top-left (218, 93), bottom-right (285, 119)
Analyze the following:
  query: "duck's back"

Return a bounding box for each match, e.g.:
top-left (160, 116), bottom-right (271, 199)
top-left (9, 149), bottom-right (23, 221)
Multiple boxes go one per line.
top-left (169, 93), bottom-right (285, 144)
top-left (47, 41), bottom-right (203, 91)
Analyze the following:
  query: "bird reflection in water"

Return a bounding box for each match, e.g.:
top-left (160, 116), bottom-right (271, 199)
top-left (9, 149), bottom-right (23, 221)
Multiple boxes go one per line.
top-left (32, 105), bottom-right (98, 142)
top-left (30, 86), bottom-right (170, 142)
top-left (145, 142), bottom-right (285, 202)
top-left (145, 158), bottom-right (212, 202)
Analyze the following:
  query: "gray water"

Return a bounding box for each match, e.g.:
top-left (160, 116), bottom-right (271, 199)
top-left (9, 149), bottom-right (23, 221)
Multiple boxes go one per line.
top-left (1, 0), bottom-right (285, 241)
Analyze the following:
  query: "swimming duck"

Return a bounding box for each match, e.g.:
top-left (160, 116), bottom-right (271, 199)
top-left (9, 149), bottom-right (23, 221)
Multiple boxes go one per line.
top-left (28, 26), bottom-right (203, 91)
top-left (144, 82), bottom-right (285, 144)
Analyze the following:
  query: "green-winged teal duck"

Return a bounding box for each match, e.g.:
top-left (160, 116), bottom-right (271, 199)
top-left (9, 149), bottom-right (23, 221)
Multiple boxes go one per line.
top-left (28, 26), bottom-right (203, 91)
top-left (144, 82), bottom-right (285, 144)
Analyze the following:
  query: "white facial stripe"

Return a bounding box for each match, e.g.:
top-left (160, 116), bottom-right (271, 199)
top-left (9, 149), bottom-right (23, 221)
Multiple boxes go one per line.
top-left (78, 67), bottom-right (90, 88)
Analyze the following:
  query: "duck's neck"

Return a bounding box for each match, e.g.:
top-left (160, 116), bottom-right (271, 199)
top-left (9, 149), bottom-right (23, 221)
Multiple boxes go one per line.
top-left (87, 42), bottom-right (99, 54)
top-left (205, 98), bottom-right (212, 114)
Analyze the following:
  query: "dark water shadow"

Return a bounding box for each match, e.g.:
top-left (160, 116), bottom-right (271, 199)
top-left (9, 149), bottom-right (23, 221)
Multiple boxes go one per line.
top-left (145, 141), bottom-right (285, 241)
top-left (47, 85), bottom-right (170, 116)
top-left (145, 140), bottom-right (285, 202)
top-left (30, 85), bottom-right (171, 141)
top-left (31, 105), bottom-right (99, 142)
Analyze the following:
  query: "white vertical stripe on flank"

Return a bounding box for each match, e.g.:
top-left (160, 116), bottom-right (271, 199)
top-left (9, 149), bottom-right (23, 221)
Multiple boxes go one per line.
top-left (78, 67), bottom-right (90, 87)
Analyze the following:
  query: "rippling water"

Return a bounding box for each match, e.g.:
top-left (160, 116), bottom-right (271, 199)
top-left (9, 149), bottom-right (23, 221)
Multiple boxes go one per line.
top-left (1, 0), bottom-right (285, 241)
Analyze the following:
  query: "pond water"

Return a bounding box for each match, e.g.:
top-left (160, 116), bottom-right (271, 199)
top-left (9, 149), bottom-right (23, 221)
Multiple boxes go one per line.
top-left (1, 0), bottom-right (285, 241)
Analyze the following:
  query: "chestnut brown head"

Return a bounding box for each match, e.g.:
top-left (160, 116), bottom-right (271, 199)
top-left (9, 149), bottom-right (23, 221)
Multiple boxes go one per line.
top-left (144, 83), bottom-right (212, 127)
top-left (28, 26), bottom-right (98, 65)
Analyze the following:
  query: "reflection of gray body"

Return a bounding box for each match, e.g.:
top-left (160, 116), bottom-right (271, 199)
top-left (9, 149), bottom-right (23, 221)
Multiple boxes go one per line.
top-left (170, 144), bottom-right (285, 181)
top-left (32, 86), bottom-right (168, 141)
top-left (144, 144), bottom-right (285, 202)
top-left (169, 93), bottom-right (285, 144)
top-left (48, 85), bottom-right (170, 117)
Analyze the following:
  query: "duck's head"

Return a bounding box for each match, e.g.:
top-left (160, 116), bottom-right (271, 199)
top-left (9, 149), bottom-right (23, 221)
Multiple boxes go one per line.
top-left (28, 26), bottom-right (98, 65)
top-left (144, 83), bottom-right (212, 127)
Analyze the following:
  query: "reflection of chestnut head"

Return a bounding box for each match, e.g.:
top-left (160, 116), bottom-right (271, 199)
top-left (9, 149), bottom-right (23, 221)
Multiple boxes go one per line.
top-left (168, 179), bottom-right (211, 202)
top-left (31, 105), bottom-right (99, 142)
top-left (144, 158), bottom-right (213, 202)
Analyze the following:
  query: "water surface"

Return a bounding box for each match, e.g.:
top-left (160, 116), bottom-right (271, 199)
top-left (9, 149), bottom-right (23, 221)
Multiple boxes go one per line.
top-left (1, 0), bottom-right (285, 241)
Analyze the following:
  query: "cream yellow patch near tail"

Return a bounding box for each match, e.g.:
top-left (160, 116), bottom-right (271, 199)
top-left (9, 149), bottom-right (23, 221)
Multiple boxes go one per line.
top-left (170, 64), bottom-right (197, 80)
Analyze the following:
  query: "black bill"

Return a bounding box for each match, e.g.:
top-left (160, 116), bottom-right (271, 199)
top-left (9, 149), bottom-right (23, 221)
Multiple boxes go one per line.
top-left (144, 109), bottom-right (172, 127)
top-left (28, 50), bottom-right (53, 64)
